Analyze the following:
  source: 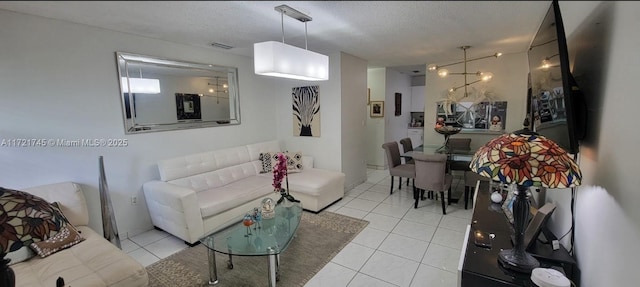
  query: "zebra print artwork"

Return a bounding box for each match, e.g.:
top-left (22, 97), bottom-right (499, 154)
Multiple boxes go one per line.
top-left (292, 86), bottom-right (320, 137)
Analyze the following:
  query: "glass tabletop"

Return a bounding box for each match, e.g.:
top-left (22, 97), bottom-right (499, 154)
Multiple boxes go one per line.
top-left (200, 201), bottom-right (303, 256)
top-left (404, 145), bottom-right (476, 161)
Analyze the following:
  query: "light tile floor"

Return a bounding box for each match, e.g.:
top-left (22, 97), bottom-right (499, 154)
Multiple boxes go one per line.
top-left (125, 169), bottom-right (472, 287)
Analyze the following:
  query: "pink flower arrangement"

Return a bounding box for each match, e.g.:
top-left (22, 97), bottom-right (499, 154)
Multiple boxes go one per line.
top-left (272, 152), bottom-right (288, 192)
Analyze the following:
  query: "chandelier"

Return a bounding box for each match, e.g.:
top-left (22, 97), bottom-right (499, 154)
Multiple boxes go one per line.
top-left (428, 46), bottom-right (502, 100)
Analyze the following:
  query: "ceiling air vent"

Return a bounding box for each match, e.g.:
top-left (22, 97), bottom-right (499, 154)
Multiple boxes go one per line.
top-left (211, 42), bottom-right (233, 49)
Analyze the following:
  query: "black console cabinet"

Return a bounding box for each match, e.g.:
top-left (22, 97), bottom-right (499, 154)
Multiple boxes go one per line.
top-left (460, 182), bottom-right (579, 286)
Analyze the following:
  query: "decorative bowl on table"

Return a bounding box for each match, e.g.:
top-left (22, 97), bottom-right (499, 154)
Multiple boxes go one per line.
top-left (434, 126), bottom-right (462, 136)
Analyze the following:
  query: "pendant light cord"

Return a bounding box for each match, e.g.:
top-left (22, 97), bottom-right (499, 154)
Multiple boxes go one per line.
top-left (305, 21), bottom-right (308, 50)
top-left (281, 11), bottom-right (285, 43)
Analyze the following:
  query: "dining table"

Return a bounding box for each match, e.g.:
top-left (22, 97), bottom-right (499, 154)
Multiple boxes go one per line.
top-left (402, 145), bottom-right (477, 205)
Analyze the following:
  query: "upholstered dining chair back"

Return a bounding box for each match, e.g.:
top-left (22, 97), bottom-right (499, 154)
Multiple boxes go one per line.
top-left (413, 153), bottom-right (452, 213)
top-left (447, 138), bottom-right (472, 150)
top-left (463, 170), bottom-right (491, 209)
top-left (382, 141), bottom-right (416, 194)
top-left (413, 153), bottom-right (449, 191)
top-left (382, 141), bottom-right (402, 168)
top-left (399, 138), bottom-right (413, 153)
top-left (399, 138), bottom-right (415, 164)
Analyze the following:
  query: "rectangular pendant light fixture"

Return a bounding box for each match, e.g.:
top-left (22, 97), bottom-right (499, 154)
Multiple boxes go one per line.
top-left (254, 41), bottom-right (328, 81)
top-left (254, 5), bottom-right (329, 81)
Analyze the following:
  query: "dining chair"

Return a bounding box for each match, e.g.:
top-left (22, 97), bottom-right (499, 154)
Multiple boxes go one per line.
top-left (464, 171), bottom-right (490, 209)
top-left (399, 138), bottom-right (414, 187)
top-left (446, 138), bottom-right (472, 150)
top-left (382, 142), bottom-right (415, 195)
top-left (413, 153), bottom-right (453, 214)
top-left (399, 137), bottom-right (414, 164)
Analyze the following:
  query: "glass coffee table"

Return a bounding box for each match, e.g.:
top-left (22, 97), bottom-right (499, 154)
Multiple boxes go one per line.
top-left (200, 201), bottom-right (302, 287)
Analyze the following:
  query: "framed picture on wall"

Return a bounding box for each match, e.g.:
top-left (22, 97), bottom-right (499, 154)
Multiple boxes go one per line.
top-left (292, 85), bottom-right (321, 137)
top-left (370, 101), bottom-right (384, 117)
top-left (175, 93), bottom-right (202, 120)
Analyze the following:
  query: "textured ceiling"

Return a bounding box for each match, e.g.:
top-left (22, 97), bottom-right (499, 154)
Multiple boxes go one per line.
top-left (0, 1), bottom-right (552, 75)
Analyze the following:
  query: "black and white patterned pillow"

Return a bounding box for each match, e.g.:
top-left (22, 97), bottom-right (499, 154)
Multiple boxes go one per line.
top-left (286, 151), bottom-right (304, 172)
top-left (259, 151), bottom-right (304, 173)
top-left (259, 152), bottom-right (276, 173)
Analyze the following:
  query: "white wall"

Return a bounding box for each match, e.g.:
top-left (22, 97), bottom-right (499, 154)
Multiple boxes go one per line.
top-left (0, 9), bottom-right (278, 237)
top-left (366, 68), bottom-right (386, 168)
top-left (273, 52), bottom-right (368, 190)
top-left (411, 75), bottom-right (426, 87)
top-left (424, 52), bottom-right (529, 150)
top-left (384, 69), bottom-right (412, 146)
top-left (274, 52), bottom-right (343, 172)
top-left (544, 2), bottom-right (640, 286)
top-left (340, 53), bottom-right (368, 190)
top-left (364, 68), bottom-right (411, 169)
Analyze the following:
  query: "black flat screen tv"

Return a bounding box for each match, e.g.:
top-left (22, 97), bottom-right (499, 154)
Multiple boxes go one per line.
top-left (528, 0), bottom-right (586, 154)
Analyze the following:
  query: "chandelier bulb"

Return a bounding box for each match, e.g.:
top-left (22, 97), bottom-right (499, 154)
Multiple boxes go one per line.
top-left (437, 69), bottom-right (449, 78)
top-left (448, 87), bottom-right (456, 93)
top-left (495, 52), bottom-right (503, 58)
top-left (480, 72), bottom-right (494, 82)
top-left (208, 88), bottom-right (214, 93)
top-left (427, 64), bottom-right (438, 72)
top-left (541, 59), bottom-right (551, 70)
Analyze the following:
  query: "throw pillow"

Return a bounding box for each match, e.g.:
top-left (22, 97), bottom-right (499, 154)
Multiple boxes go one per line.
top-left (285, 151), bottom-right (304, 173)
top-left (30, 226), bottom-right (84, 258)
top-left (0, 187), bottom-right (82, 260)
top-left (259, 152), bottom-right (304, 173)
top-left (259, 152), bottom-right (277, 174)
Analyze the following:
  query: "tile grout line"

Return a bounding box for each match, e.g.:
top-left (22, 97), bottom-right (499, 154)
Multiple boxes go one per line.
top-left (347, 181), bottom-right (406, 287)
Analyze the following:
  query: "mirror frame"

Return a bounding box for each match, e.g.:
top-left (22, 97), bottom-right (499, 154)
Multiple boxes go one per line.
top-left (116, 52), bottom-right (241, 134)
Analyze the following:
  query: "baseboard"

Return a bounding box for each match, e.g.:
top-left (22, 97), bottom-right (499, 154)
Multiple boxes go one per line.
top-left (345, 177), bottom-right (366, 192)
top-left (366, 164), bottom-right (385, 170)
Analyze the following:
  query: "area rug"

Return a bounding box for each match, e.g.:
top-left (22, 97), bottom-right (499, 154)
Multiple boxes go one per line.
top-left (146, 211), bottom-right (368, 287)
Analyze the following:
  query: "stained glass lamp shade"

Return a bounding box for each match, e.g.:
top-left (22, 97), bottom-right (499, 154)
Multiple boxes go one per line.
top-left (469, 130), bottom-right (581, 273)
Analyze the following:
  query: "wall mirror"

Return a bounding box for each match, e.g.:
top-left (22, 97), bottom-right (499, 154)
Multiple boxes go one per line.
top-left (116, 52), bottom-right (240, 134)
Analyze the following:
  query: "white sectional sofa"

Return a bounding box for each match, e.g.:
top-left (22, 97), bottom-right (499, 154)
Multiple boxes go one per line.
top-left (143, 140), bottom-right (345, 244)
top-left (12, 182), bottom-right (148, 287)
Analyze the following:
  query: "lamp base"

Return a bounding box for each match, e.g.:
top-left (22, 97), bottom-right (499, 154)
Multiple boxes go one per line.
top-left (498, 248), bottom-right (540, 273)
